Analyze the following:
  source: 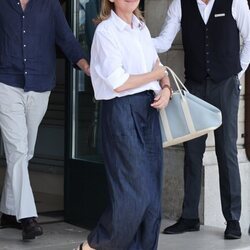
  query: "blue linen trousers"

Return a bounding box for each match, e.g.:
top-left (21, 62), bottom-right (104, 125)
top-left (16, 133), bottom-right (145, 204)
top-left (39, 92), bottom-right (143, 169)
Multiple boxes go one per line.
top-left (88, 91), bottom-right (163, 250)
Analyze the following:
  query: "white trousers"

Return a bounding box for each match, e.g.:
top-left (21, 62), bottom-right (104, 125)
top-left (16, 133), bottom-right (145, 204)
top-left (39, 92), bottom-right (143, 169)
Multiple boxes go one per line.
top-left (0, 82), bottom-right (50, 220)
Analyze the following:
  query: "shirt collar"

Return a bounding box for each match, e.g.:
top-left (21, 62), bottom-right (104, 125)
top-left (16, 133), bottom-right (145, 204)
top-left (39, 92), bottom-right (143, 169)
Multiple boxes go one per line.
top-left (197, 0), bottom-right (214, 5)
top-left (110, 10), bottom-right (143, 31)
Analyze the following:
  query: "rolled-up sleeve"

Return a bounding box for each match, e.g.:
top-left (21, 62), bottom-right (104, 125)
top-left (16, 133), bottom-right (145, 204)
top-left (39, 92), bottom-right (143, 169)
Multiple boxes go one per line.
top-left (91, 30), bottom-right (130, 90)
top-left (53, 0), bottom-right (87, 63)
top-left (152, 0), bottom-right (181, 53)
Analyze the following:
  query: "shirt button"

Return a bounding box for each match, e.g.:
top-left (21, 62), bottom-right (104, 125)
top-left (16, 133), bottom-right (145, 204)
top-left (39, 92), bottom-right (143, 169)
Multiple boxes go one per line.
top-left (207, 68), bottom-right (211, 72)
top-left (25, 71), bottom-right (28, 75)
top-left (23, 30), bottom-right (26, 34)
top-left (24, 44), bottom-right (26, 47)
top-left (207, 60), bottom-right (210, 63)
top-left (24, 59), bottom-right (27, 62)
top-left (17, 2), bottom-right (20, 5)
top-left (23, 16), bottom-right (25, 18)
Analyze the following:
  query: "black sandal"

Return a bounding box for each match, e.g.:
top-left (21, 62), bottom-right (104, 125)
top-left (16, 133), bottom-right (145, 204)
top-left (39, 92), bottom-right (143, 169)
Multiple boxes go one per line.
top-left (78, 243), bottom-right (84, 250)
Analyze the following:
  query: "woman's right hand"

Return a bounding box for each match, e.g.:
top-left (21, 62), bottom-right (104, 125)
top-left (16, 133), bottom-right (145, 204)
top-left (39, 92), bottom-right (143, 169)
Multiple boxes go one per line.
top-left (152, 59), bottom-right (167, 80)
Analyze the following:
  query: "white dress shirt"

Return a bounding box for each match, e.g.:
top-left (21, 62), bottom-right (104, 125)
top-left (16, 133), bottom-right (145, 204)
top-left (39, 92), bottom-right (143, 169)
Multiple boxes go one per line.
top-left (153, 0), bottom-right (250, 78)
top-left (90, 11), bottom-right (161, 100)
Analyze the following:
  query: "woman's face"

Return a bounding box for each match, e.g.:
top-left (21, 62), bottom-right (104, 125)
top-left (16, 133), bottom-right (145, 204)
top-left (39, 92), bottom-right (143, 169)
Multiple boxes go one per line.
top-left (112, 0), bottom-right (140, 16)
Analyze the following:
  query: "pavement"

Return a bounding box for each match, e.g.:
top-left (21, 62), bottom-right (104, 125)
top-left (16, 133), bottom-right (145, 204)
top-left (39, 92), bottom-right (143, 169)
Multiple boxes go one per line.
top-left (0, 219), bottom-right (249, 250)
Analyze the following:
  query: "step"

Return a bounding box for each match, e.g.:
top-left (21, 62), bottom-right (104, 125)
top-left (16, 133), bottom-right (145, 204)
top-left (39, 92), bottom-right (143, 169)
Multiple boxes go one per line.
top-left (0, 219), bottom-right (249, 249)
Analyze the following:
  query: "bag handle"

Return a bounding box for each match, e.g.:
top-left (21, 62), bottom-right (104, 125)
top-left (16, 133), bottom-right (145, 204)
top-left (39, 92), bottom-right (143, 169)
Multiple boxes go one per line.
top-left (165, 66), bottom-right (196, 133)
top-left (166, 66), bottom-right (188, 98)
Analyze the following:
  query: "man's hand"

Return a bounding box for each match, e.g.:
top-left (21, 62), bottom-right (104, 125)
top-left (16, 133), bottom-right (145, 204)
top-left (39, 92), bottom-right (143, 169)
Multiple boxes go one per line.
top-left (77, 58), bottom-right (90, 76)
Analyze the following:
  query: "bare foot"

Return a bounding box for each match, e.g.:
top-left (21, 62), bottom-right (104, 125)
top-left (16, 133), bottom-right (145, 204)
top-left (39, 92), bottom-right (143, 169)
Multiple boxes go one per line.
top-left (74, 241), bottom-right (95, 250)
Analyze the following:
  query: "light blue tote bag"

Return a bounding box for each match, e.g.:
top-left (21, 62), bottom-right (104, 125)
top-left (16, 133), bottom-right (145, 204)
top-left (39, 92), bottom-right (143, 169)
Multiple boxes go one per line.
top-left (160, 67), bottom-right (222, 148)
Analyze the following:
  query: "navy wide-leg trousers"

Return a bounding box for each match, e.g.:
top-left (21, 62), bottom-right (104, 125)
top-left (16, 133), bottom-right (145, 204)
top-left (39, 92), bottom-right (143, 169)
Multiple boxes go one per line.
top-left (88, 91), bottom-right (163, 250)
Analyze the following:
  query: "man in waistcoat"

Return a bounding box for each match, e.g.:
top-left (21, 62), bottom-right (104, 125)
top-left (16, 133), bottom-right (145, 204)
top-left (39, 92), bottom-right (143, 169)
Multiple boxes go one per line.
top-left (0, 0), bottom-right (89, 240)
top-left (153, 0), bottom-right (250, 239)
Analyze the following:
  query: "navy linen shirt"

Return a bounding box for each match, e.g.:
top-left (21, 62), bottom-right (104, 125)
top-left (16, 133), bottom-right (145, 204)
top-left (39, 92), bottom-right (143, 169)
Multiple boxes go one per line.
top-left (0, 0), bottom-right (86, 92)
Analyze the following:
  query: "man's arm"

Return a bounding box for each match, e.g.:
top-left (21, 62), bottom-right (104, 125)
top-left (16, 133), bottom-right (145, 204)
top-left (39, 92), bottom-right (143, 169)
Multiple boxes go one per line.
top-left (53, 0), bottom-right (90, 75)
top-left (152, 0), bottom-right (182, 53)
top-left (233, 0), bottom-right (250, 78)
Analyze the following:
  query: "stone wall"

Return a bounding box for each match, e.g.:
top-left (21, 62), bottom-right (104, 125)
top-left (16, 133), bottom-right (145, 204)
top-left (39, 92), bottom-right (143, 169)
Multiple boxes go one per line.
top-left (145, 0), bottom-right (250, 233)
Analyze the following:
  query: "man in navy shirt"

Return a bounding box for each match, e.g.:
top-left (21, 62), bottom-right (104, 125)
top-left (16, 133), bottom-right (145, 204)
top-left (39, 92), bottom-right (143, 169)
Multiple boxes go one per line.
top-left (0, 0), bottom-right (90, 240)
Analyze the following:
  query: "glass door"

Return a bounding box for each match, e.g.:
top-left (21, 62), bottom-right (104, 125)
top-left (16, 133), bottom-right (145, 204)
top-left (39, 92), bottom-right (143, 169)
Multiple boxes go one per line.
top-left (65, 0), bottom-right (108, 228)
top-left (71, 0), bottom-right (102, 162)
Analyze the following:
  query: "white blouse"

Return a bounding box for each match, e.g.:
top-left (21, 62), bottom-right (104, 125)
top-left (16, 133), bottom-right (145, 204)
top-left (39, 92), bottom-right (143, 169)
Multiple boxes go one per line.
top-left (90, 10), bottom-right (161, 100)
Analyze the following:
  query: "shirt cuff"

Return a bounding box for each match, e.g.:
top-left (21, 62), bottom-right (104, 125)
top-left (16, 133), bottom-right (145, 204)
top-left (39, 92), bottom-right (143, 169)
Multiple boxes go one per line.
top-left (106, 67), bottom-right (129, 90)
top-left (238, 70), bottom-right (245, 79)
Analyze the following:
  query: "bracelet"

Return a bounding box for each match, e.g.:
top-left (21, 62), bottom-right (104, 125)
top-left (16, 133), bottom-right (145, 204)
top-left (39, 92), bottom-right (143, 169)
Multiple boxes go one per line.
top-left (162, 84), bottom-right (173, 99)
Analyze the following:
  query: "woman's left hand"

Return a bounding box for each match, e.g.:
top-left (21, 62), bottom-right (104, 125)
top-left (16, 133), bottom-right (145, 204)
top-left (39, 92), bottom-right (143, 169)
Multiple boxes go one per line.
top-left (151, 88), bottom-right (171, 109)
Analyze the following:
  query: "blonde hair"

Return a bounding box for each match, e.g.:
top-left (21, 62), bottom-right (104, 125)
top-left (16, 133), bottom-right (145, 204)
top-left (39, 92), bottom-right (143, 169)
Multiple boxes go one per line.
top-left (95, 0), bottom-right (144, 24)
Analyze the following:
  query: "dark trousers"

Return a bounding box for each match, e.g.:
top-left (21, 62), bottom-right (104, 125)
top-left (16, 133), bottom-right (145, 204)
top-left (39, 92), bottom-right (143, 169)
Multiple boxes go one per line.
top-left (88, 91), bottom-right (163, 250)
top-left (182, 76), bottom-right (241, 221)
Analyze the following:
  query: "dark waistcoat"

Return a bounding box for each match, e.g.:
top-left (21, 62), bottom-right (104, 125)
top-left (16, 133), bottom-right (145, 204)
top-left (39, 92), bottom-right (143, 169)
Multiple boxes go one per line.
top-left (181, 0), bottom-right (242, 82)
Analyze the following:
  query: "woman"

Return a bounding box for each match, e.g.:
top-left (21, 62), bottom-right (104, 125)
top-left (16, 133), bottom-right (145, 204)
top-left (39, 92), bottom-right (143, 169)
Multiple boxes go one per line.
top-left (75, 0), bottom-right (172, 249)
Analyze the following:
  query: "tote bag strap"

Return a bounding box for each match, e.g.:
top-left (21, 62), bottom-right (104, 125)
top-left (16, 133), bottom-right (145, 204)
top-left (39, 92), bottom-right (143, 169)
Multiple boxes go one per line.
top-left (165, 66), bottom-right (196, 134)
top-left (166, 66), bottom-right (188, 94)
